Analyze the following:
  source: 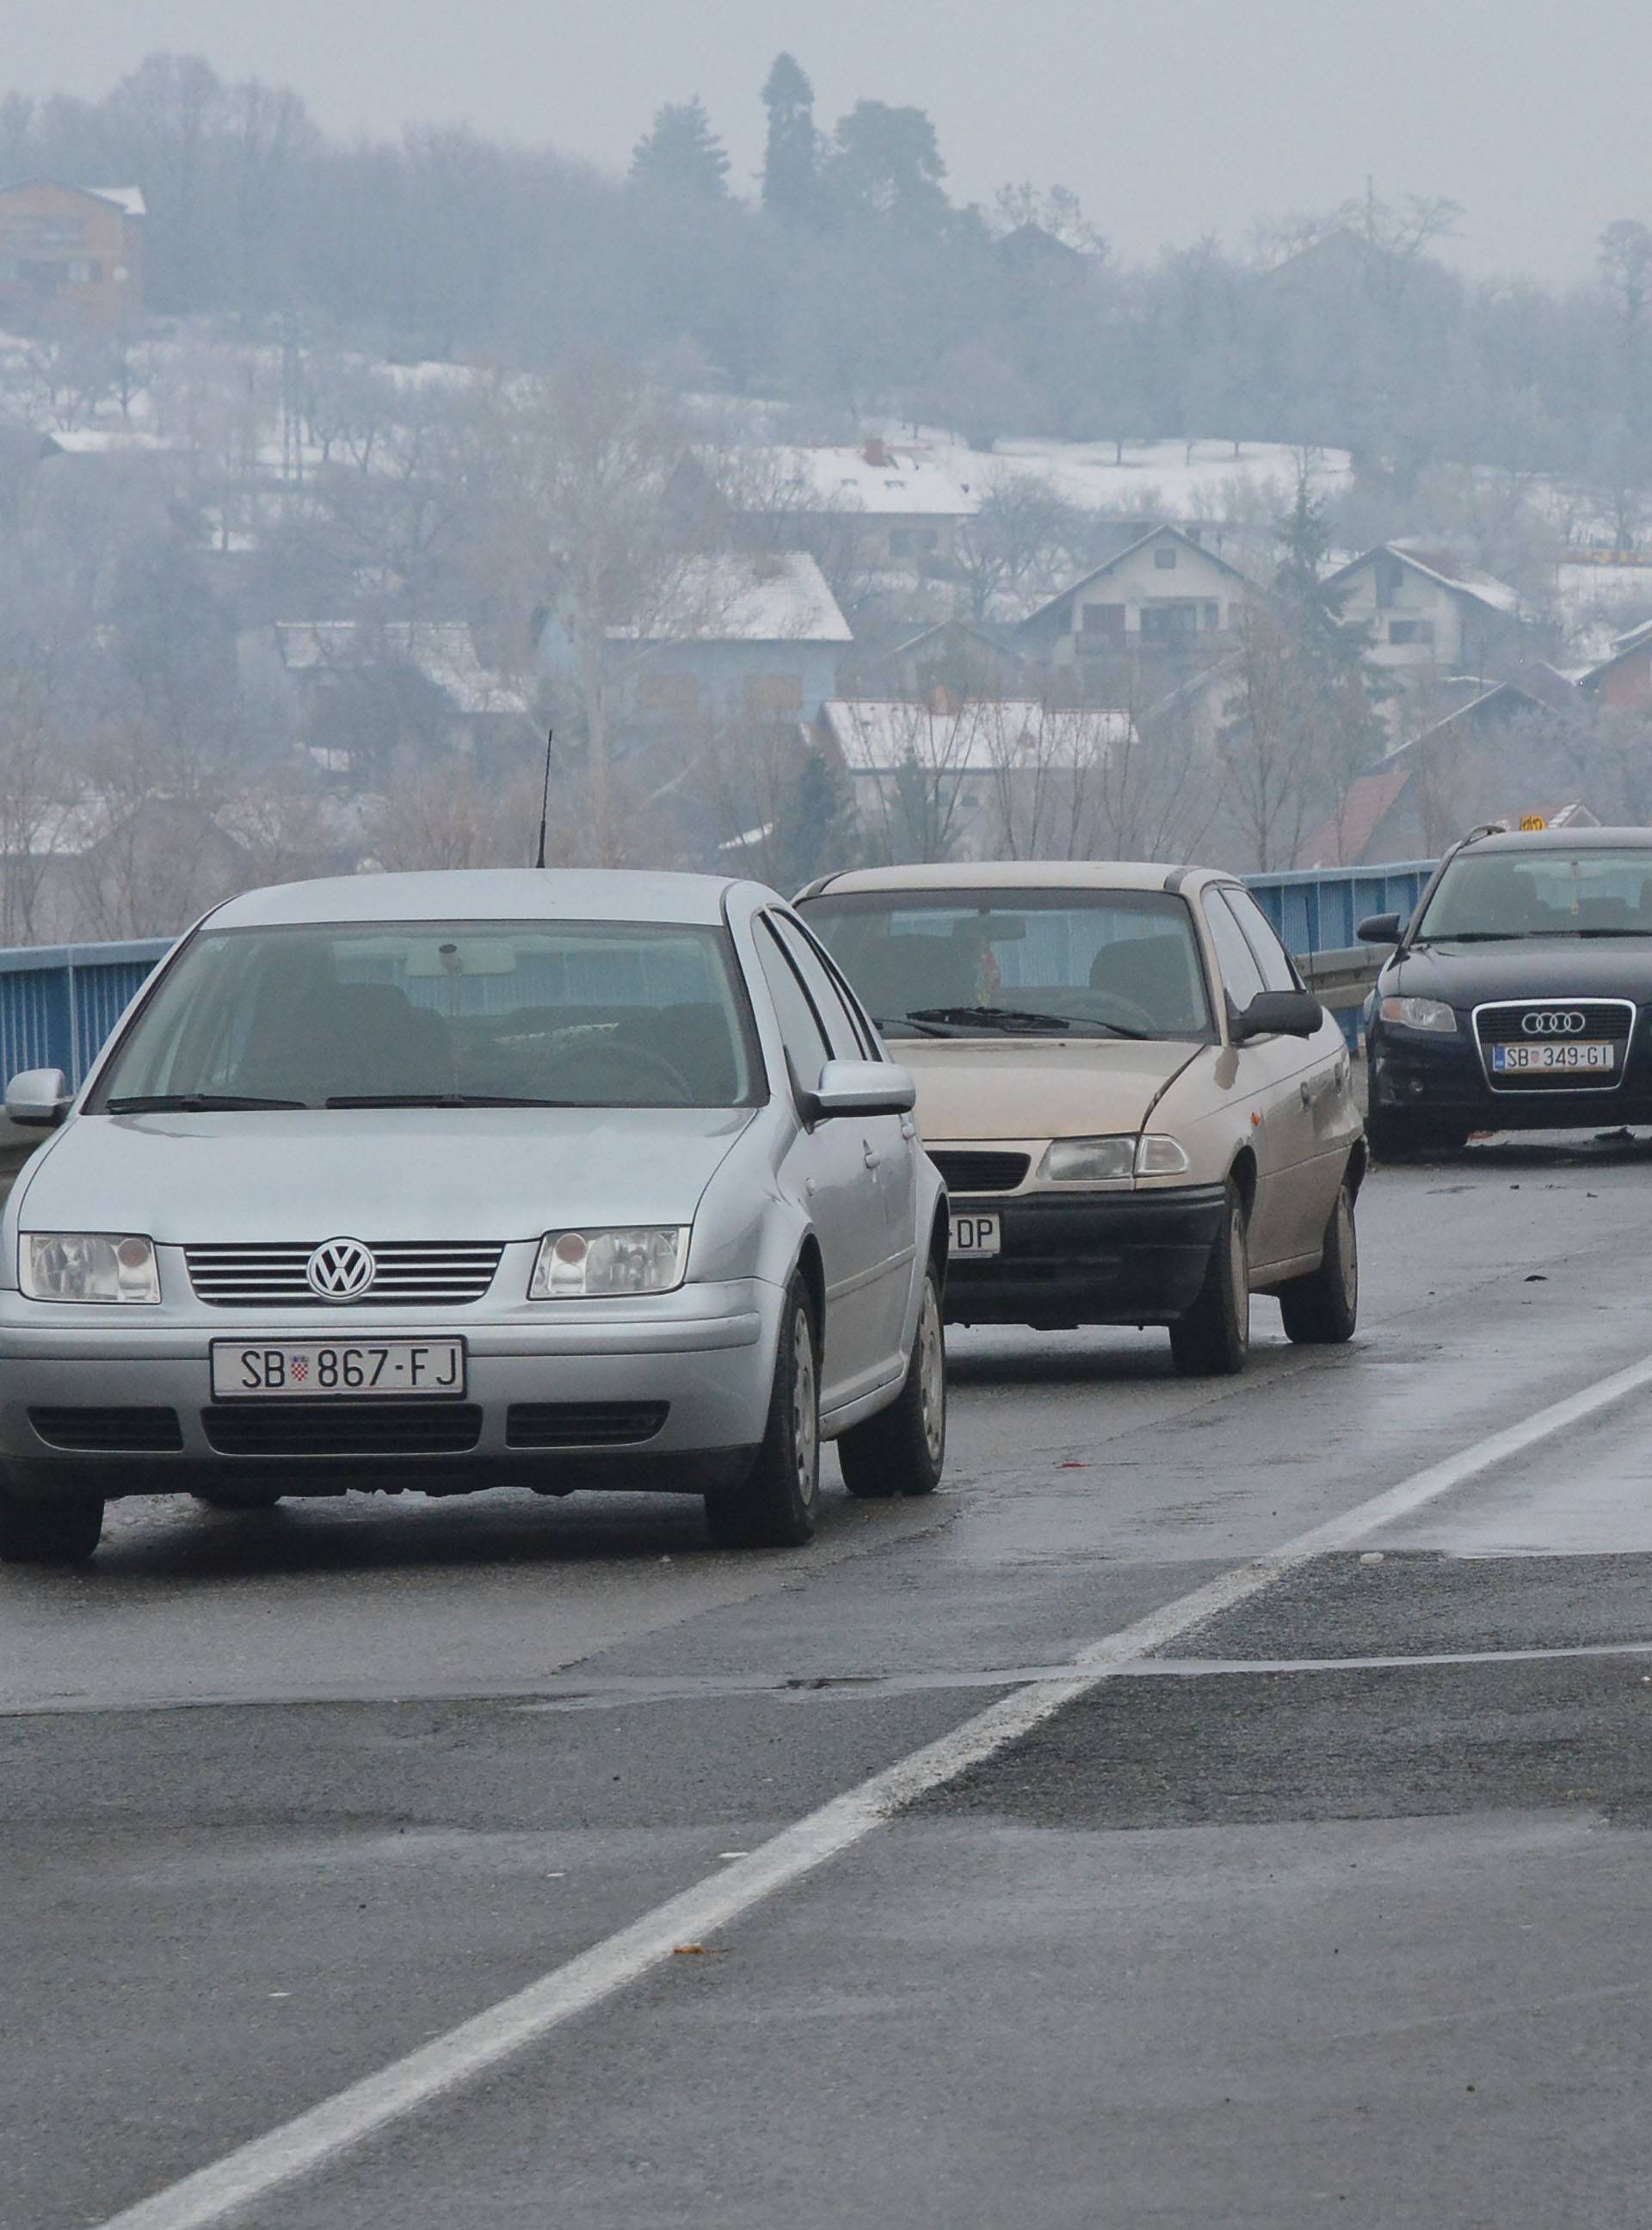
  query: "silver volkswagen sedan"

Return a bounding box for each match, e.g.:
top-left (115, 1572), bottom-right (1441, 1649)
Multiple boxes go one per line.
top-left (0, 870), bottom-right (948, 1563)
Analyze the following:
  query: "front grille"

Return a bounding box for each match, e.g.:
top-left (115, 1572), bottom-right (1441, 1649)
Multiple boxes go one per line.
top-left (29, 1406), bottom-right (183, 1452)
top-left (930, 1150), bottom-right (1031, 1195)
top-left (186, 1241), bottom-right (505, 1307)
top-left (506, 1401), bottom-right (669, 1448)
top-left (201, 1402), bottom-right (483, 1457)
top-left (1472, 999), bottom-right (1636, 1092)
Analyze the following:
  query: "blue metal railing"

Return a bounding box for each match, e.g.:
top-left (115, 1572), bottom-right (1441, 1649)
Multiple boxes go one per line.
top-left (1244, 860), bottom-right (1433, 956)
top-left (0, 939), bottom-right (173, 1089)
top-left (0, 865), bottom-right (1439, 1090)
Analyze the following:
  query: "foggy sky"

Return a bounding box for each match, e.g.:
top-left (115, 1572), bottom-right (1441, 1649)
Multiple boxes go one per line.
top-left (13, 0), bottom-right (1649, 283)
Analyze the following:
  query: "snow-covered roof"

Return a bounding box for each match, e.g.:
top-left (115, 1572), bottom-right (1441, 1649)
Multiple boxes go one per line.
top-left (1330, 543), bottom-right (1523, 619)
top-left (43, 428), bottom-right (182, 457)
top-left (274, 623), bottom-right (529, 715)
top-left (615, 552), bottom-right (851, 644)
top-left (759, 444), bottom-right (981, 520)
top-left (819, 698), bottom-right (1131, 774)
top-left (85, 185), bottom-right (146, 219)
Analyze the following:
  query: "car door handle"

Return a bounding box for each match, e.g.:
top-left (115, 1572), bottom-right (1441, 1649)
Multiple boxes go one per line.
top-left (863, 1142), bottom-right (882, 1171)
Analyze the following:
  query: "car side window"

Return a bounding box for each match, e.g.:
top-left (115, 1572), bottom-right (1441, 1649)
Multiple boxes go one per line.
top-left (754, 918), bottom-right (832, 1093)
top-left (1222, 888), bottom-right (1302, 994)
top-left (768, 913), bottom-right (873, 1060)
top-left (1203, 890), bottom-right (1267, 1013)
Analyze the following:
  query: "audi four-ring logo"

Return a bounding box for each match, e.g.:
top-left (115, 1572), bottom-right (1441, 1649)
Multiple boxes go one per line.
top-left (1521, 1010), bottom-right (1587, 1035)
top-left (305, 1238), bottom-right (377, 1300)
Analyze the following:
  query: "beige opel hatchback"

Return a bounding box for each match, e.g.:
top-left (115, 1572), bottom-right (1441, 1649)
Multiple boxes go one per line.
top-left (798, 862), bottom-right (1364, 1374)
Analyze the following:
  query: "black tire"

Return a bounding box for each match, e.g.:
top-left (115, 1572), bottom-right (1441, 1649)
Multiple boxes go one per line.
top-left (705, 1276), bottom-right (820, 1549)
top-left (191, 1488), bottom-right (284, 1511)
top-left (1366, 1107), bottom-right (1465, 1161)
top-left (0, 1483), bottom-right (103, 1565)
top-left (838, 1266), bottom-right (946, 1500)
top-left (1169, 1180), bottom-right (1250, 1377)
top-left (1279, 1179), bottom-right (1359, 1346)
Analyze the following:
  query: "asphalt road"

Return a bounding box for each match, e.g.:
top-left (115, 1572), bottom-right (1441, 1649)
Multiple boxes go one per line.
top-left (9, 1130), bottom-right (1652, 2229)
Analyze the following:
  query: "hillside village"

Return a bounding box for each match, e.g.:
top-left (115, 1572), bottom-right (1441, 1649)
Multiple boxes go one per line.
top-left (3, 139), bottom-right (1652, 939)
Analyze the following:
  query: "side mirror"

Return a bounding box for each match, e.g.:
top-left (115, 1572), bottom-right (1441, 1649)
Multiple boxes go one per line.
top-left (1357, 912), bottom-right (1402, 945)
top-left (807, 1057), bottom-right (917, 1122)
top-left (1230, 990), bottom-right (1323, 1044)
top-left (5, 1067), bottom-right (71, 1129)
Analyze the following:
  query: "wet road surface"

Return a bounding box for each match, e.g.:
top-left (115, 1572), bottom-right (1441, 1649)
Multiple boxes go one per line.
top-left (8, 1131), bottom-right (1652, 2228)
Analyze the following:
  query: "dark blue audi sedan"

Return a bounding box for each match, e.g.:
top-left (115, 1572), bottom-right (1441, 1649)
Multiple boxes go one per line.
top-left (1359, 825), bottom-right (1652, 1157)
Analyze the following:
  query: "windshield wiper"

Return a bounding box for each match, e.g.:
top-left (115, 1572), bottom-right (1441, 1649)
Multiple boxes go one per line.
top-left (1431, 931), bottom-right (1524, 943)
top-left (1571, 927), bottom-right (1652, 937)
top-left (903, 1005), bottom-right (1149, 1039)
top-left (324, 1093), bottom-right (576, 1108)
top-left (106, 1093), bottom-right (306, 1112)
top-left (872, 1013), bottom-right (955, 1038)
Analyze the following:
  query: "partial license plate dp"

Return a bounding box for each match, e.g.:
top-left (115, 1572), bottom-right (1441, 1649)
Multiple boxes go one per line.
top-left (1492, 1041), bottom-right (1614, 1075)
top-left (210, 1339), bottom-right (466, 1400)
top-left (950, 1212), bottom-right (1002, 1259)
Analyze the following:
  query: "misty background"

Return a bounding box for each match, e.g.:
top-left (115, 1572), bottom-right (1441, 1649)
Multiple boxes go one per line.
top-left (0, 12), bottom-right (1650, 938)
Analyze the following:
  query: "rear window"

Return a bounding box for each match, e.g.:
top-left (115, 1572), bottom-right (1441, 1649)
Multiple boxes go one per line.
top-left (798, 888), bottom-right (1214, 1041)
top-left (90, 920), bottom-right (761, 1111)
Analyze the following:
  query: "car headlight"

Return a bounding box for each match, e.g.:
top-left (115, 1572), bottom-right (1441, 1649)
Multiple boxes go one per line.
top-left (529, 1226), bottom-right (689, 1298)
top-left (1039, 1136), bottom-right (1136, 1185)
top-left (22, 1233), bottom-right (160, 1303)
top-left (1379, 995), bottom-right (1457, 1034)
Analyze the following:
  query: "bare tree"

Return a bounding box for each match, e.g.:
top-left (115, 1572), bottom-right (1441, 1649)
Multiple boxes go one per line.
top-left (951, 473), bottom-right (1087, 619)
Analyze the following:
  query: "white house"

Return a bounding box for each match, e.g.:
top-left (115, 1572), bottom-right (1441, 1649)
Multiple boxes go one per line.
top-left (1322, 544), bottom-right (1525, 675)
top-left (814, 695), bottom-right (1132, 861)
top-left (736, 440), bottom-right (982, 569)
top-left (1017, 524), bottom-right (1261, 668)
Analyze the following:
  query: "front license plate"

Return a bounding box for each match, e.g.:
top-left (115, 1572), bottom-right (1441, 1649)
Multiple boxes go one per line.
top-left (210, 1339), bottom-right (467, 1400)
top-left (1492, 1041), bottom-right (1615, 1074)
top-left (950, 1212), bottom-right (1002, 1258)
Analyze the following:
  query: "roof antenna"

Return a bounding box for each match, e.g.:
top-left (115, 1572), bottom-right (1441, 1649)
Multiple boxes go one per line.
top-left (534, 727), bottom-right (553, 869)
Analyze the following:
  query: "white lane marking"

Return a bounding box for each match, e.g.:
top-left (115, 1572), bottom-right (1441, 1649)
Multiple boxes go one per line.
top-left (95, 1349), bottom-right (1652, 2230)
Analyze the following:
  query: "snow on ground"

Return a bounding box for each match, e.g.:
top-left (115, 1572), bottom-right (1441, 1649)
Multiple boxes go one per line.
top-left (980, 435), bottom-right (1352, 516)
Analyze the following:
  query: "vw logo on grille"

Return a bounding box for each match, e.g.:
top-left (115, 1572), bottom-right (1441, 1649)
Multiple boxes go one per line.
top-left (305, 1238), bottom-right (377, 1301)
top-left (1521, 1009), bottom-right (1587, 1035)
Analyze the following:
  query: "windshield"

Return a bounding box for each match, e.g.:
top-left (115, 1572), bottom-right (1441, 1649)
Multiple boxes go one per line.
top-left (1415, 850), bottom-right (1652, 941)
top-left (90, 920), bottom-right (761, 1112)
top-left (798, 889), bottom-right (1214, 1040)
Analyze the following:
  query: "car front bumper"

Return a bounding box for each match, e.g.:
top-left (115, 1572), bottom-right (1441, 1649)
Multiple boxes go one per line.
top-left (1369, 1022), bottom-right (1652, 1132)
top-left (0, 1280), bottom-right (780, 1502)
top-left (944, 1184), bottom-right (1227, 1328)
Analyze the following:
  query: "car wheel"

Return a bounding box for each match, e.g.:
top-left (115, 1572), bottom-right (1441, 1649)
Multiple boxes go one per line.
top-left (191, 1488), bottom-right (285, 1511)
top-left (0, 1482), bottom-right (104, 1566)
top-left (1169, 1180), bottom-right (1250, 1377)
top-left (1279, 1179), bottom-right (1359, 1346)
top-left (838, 1266), bottom-right (946, 1500)
top-left (705, 1276), bottom-right (820, 1549)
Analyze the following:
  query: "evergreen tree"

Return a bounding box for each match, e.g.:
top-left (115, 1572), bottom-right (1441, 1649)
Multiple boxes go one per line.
top-left (630, 97), bottom-right (730, 200)
top-left (828, 101), bottom-right (950, 231)
top-left (760, 53), bottom-right (819, 225)
top-left (771, 746), bottom-right (860, 887)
